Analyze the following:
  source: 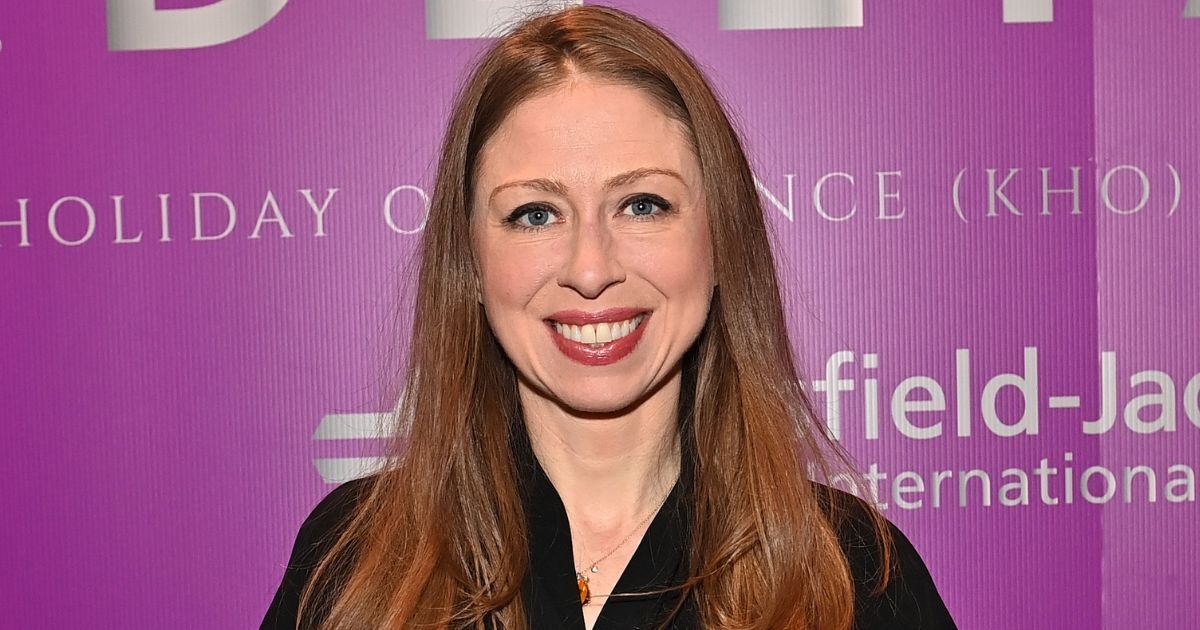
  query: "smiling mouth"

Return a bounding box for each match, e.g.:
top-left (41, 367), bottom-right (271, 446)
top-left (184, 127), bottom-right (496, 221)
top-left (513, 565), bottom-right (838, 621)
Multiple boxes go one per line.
top-left (543, 310), bottom-right (651, 366)
top-left (550, 314), bottom-right (647, 346)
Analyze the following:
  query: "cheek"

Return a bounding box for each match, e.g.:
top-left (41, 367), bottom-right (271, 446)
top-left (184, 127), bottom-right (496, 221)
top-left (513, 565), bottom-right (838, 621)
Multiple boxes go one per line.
top-left (478, 242), bottom-right (557, 315)
top-left (635, 226), bottom-right (714, 299)
top-left (483, 266), bottom-right (529, 308)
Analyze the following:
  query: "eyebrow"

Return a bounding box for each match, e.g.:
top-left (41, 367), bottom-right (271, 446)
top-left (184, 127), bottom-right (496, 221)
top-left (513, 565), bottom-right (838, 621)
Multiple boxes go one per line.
top-left (487, 167), bottom-right (686, 207)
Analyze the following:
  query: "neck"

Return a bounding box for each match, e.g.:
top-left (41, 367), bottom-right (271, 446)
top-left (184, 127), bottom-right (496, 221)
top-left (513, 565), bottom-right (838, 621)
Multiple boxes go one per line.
top-left (518, 371), bottom-right (683, 535)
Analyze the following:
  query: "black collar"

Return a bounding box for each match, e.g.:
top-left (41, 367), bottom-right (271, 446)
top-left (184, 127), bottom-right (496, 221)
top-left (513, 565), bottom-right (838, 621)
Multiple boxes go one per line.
top-left (512, 425), bottom-right (697, 629)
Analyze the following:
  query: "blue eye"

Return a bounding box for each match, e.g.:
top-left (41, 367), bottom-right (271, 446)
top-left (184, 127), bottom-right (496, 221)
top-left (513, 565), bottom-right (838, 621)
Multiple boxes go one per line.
top-left (503, 204), bottom-right (559, 231)
top-left (523, 208), bottom-right (552, 226)
top-left (623, 194), bottom-right (672, 218)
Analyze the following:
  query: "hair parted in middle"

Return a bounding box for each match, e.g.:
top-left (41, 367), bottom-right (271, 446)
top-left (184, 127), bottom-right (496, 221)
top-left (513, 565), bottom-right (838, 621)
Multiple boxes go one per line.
top-left (297, 5), bottom-right (892, 629)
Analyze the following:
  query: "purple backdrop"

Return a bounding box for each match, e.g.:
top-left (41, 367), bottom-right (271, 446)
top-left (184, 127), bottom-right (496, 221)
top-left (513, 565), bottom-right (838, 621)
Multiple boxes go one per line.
top-left (2, 2), bottom-right (1196, 628)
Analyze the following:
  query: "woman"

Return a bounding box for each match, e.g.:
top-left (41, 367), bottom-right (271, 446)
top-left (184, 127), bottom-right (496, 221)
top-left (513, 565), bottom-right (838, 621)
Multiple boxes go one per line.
top-left (264, 5), bottom-right (955, 629)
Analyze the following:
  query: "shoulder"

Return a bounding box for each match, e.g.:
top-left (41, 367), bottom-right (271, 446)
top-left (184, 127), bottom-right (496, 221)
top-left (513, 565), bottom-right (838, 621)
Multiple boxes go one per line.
top-left (262, 475), bottom-right (377, 630)
top-left (815, 484), bottom-right (958, 630)
top-left (277, 475), bottom-right (376, 574)
top-left (294, 475), bottom-right (376, 551)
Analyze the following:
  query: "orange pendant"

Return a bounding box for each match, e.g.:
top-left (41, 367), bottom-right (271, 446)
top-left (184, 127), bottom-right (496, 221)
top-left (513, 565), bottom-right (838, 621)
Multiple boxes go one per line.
top-left (577, 573), bottom-right (590, 605)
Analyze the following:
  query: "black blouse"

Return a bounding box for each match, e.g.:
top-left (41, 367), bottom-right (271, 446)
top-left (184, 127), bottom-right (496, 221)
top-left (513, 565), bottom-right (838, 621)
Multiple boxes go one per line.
top-left (263, 436), bottom-right (957, 629)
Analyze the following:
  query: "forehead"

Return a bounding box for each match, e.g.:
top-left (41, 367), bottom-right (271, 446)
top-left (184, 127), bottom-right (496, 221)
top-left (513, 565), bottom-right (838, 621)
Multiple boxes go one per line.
top-left (474, 78), bottom-right (699, 193)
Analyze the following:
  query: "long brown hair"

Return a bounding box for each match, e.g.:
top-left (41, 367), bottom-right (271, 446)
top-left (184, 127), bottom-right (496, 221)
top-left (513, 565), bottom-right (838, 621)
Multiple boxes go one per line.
top-left (299, 5), bottom-right (891, 628)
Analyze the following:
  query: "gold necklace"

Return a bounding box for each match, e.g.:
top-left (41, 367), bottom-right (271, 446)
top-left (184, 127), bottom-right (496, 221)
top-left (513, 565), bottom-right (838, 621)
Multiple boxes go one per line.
top-left (572, 479), bottom-right (676, 606)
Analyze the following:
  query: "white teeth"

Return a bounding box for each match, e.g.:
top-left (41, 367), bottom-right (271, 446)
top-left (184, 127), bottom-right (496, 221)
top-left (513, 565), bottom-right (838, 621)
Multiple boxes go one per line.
top-left (552, 314), bottom-right (645, 345)
top-left (555, 322), bottom-right (583, 342)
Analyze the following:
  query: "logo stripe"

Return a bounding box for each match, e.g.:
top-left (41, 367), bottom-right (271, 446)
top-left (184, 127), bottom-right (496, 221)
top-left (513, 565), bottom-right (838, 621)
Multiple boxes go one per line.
top-left (1003, 0), bottom-right (1053, 24)
top-left (427, 0), bottom-right (582, 40)
top-left (719, 0), bottom-right (864, 30)
top-left (312, 413), bottom-right (395, 441)
top-left (313, 457), bottom-right (390, 484)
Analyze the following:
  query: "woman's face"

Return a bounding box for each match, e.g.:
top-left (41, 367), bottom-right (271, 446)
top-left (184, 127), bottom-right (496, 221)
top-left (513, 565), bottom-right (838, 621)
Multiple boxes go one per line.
top-left (471, 76), bottom-right (714, 415)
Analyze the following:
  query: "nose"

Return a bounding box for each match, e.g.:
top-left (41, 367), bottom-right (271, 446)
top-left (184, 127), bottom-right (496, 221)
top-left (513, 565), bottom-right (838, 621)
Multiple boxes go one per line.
top-left (556, 216), bottom-right (625, 299)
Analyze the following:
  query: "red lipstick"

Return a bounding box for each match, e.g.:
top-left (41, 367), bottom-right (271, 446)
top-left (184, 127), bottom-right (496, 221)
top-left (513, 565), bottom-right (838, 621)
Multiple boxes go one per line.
top-left (544, 308), bottom-right (650, 366)
top-left (547, 307), bottom-right (646, 325)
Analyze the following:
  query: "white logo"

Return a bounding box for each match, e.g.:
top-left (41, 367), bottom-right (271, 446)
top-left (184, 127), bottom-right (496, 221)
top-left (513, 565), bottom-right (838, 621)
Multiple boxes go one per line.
top-left (107, 0), bottom-right (289, 51)
top-left (311, 413), bottom-right (394, 484)
top-left (720, 0), bottom-right (864, 30)
top-left (1002, 0), bottom-right (1053, 24)
top-left (717, 1), bottom-right (1197, 28)
top-left (426, 0), bottom-right (581, 40)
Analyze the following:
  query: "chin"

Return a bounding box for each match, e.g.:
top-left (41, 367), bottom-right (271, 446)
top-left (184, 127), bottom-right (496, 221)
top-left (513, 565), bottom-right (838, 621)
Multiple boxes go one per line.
top-left (527, 373), bottom-right (649, 416)
top-left (551, 388), bottom-right (642, 416)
